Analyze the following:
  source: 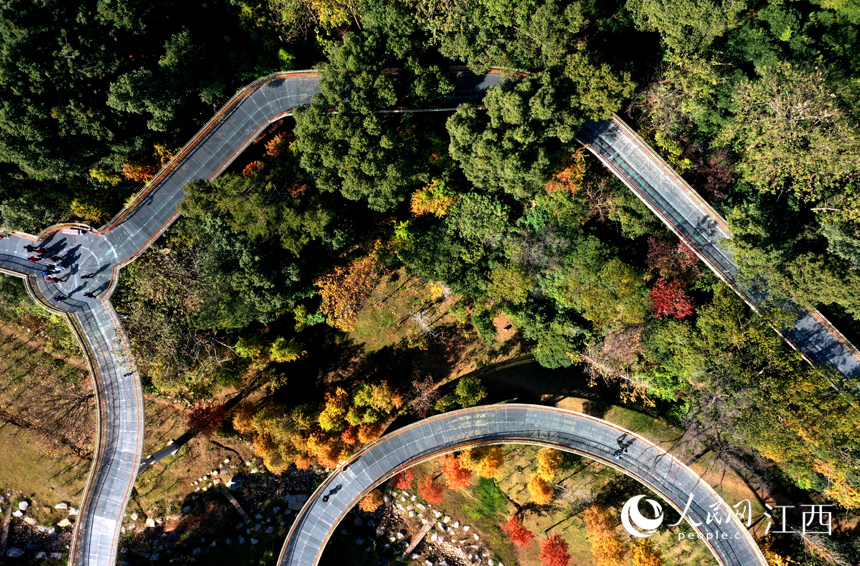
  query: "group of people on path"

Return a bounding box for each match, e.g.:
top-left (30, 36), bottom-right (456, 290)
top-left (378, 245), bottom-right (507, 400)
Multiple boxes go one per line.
top-left (613, 437), bottom-right (630, 459)
top-left (23, 243), bottom-right (100, 302)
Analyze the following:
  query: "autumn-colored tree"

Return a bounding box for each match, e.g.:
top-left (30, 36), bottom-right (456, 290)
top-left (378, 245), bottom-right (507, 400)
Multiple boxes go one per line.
top-left (459, 446), bottom-right (504, 478)
top-left (502, 515), bottom-right (535, 549)
top-left (357, 422), bottom-right (385, 444)
top-left (340, 426), bottom-right (359, 445)
top-left (544, 149), bottom-right (586, 194)
top-left (122, 161), bottom-right (158, 183)
top-left (315, 245), bottom-right (384, 331)
top-left (253, 433), bottom-right (276, 458)
top-left (187, 403), bottom-right (228, 437)
top-left (583, 505), bottom-right (628, 566)
top-left (306, 431), bottom-right (342, 468)
top-left (266, 132), bottom-right (291, 158)
top-left (646, 236), bottom-right (700, 279)
top-left (417, 475), bottom-right (446, 504)
top-left (354, 380), bottom-right (403, 417)
top-left (391, 469), bottom-right (415, 490)
top-left (232, 401), bottom-right (256, 433)
top-left (318, 387), bottom-right (351, 432)
top-left (631, 539), bottom-right (664, 566)
top-left (411, 178), bottom-right (459, 217)
top-left (536, 448), bottom-right (564, 482)
top-left (539, 534), bottom-right (571, 566)
top-left (648, 278), bottom-right (695, 319)
top-left (440, 454), bottom-right (473, 490)
top-left (359, 489), bottom-right (384, 513)
top-left (243, 160), bottom-right (263, 177)
top-left (294, 454), bottom-right (313, 470)
top-left (528, 475), bottom-right (554, 505)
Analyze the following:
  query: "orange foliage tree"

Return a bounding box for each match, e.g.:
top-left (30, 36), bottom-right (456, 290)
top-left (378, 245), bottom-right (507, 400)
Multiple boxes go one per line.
top-left (242, 160), bottom-right (263, 177)
top-left (231, 401), bottom-right (256, 433)
top-left (359, 489), bottom-right (384, 513)
top-left (544, 149), bottom-right (586, 194)
top-left (392, 469), bottom-right (415, 490)
top-left (314, 245), bottom-right (384, 331)
top-left (318, 387), bottom-right (350, 432)
top-left (583, 505), bottom-right (629, 566)
top-left (440, 454), bottom-right (473, 490)
top-left (528, 475), bottom-right (554, 505)
top-left (357, 422), bottom-right (385, 444)
top-left (539, 534), bottom-right (571, 566)
top-left (502, 515), bottom-right (535, 549)
top-left (417, 475), bottom-right (445, 504)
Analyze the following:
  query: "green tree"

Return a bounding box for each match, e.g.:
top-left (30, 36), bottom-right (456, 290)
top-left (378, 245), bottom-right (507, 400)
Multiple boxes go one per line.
top-left (626, 0), bottom-right (749, 53)
top-left (719, 62), bottom-right (860, 221)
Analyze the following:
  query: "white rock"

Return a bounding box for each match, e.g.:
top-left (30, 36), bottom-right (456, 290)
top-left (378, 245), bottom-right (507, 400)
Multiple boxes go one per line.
top-left (452, 521), bottom-right (459, 528)
top-left (411, 554), bottom-right (420, 560)
top-left (145, 518), bottom-right (156, 528)
top-left (433, 511), bottom-right (442, 518)
top-left (150, 553), bottom-right (160, 561)
top-left (411, 495), bottom-right (417, 501)
top-left (224, 458), bottom-right (230, 464)
top-left (6, 548), bottom-right (24, 558)
top-left (273, 506), bottom-right (280, 514)
top-left (55, 503), bottom-right (68, 510)
top-left (396, 532), bottom-right (404, 540)
top-left (18, 501), bottom-right (29, 511)
top-left (238, 536), bottom-right (245, 544)
top-left (23, 516), bottom-right (37, 525)
top-left (50, 553), bottom-right (63, 560)
top-left (250, 538), bottom-right (259, 545)
top-left (254, 514), bottom-right (263, 520)
top-left (209, 541), bottom-right (217, 548)
top-left (443, 516), bottom-right (450, 523)
top-left (130, 513), bottom-right (138, 521)
top-left (192, 548), bottom-right (201, 555)
top-left (425, 561), bottom-right (434, 566)
top-left (69, 508), bottom-right (79, 516)
top-left (416, 504), bottom-right (425, 511)
top-left (408, 511), bottom-right (415, 517)
top-left (36, 551), bottom-right (48, 559)
top-left (474, 533), bottom-right (480, 540)
top-left (226, 539), bottom-right (232, 545)
top-left (12, 510), bottom-right (22, 518)
top-left (265, 526), bottom-right (273, 534)
top-left (430, 533), bottom-right (438, 542)
top-left (463, 525), bottom-right (470, 532)
top-left (57, 519), bottom-right (72, 528)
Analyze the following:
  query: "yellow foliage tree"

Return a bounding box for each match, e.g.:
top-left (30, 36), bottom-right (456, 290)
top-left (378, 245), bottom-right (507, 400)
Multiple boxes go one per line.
top-left (583, 505), bottom-right (628, 566)
top-left (315, 244), bottom-right (384, 331)
top-left (459, 446), bottom-right (504, 478)
top-left (232, 401), bottom-right (256, 433)
top-left (631, 539), bottom-right (664, 566)
top-left (359, 489), bottom-right (384, 512)
top-left (536, 448), bottom-right (564, 482)
top-left (318, 387), bottom-right (351, 432)
top-left (410, 178), bottom-right (459, 217)
top-left (528, 475), bottom-right (554, 505)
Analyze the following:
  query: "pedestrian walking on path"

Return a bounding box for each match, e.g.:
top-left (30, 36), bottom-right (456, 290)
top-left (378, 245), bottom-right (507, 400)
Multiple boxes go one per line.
top-left (36, 248), bottom-right (47, 256)
top-left (81, 273), bottom-right (96, 279)
top-left (84, 292), bottom-right (97, 299)
top-left (50, 256), bottom-right (63, 262)
top-left (54, 265), bottom-right (67, 271)
top-left (53, 295), bottom-right (67, 302)
top-left (46, 276), bottom-right (60, 282)
top-left (27, 256), bottom-right (39, 263)
top-left (24, 244), bottom-right (37, 253)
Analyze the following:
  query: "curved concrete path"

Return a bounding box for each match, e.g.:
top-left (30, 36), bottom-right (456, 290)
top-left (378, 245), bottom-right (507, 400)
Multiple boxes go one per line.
top-left (280, 405), bottom-right (767, 566)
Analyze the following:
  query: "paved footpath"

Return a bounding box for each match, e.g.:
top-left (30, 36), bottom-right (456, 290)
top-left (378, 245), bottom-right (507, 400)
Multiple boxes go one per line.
top-left (0, 67), bottom-right (853, 565)
top-left (280, 405), bottom-right (768, 566)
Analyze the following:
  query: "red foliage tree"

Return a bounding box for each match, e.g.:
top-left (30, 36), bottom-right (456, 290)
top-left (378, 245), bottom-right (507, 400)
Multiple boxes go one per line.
top-left (540, 534), bottom-right (572, 566)
top-left (242, 160), bottom-right (263, 177)
top-left (187, 404), bottom-right (228, 437)
top-left (391, 469), bottom-right (415, 490)
top-left (440, 454), bottom-right (473, 490)
top-left (502, 515), bottom-right (535, 549)
top-left (417, 475), bottom-right (445, 504)
top-left (648, 279), bottom-right (695, 320)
